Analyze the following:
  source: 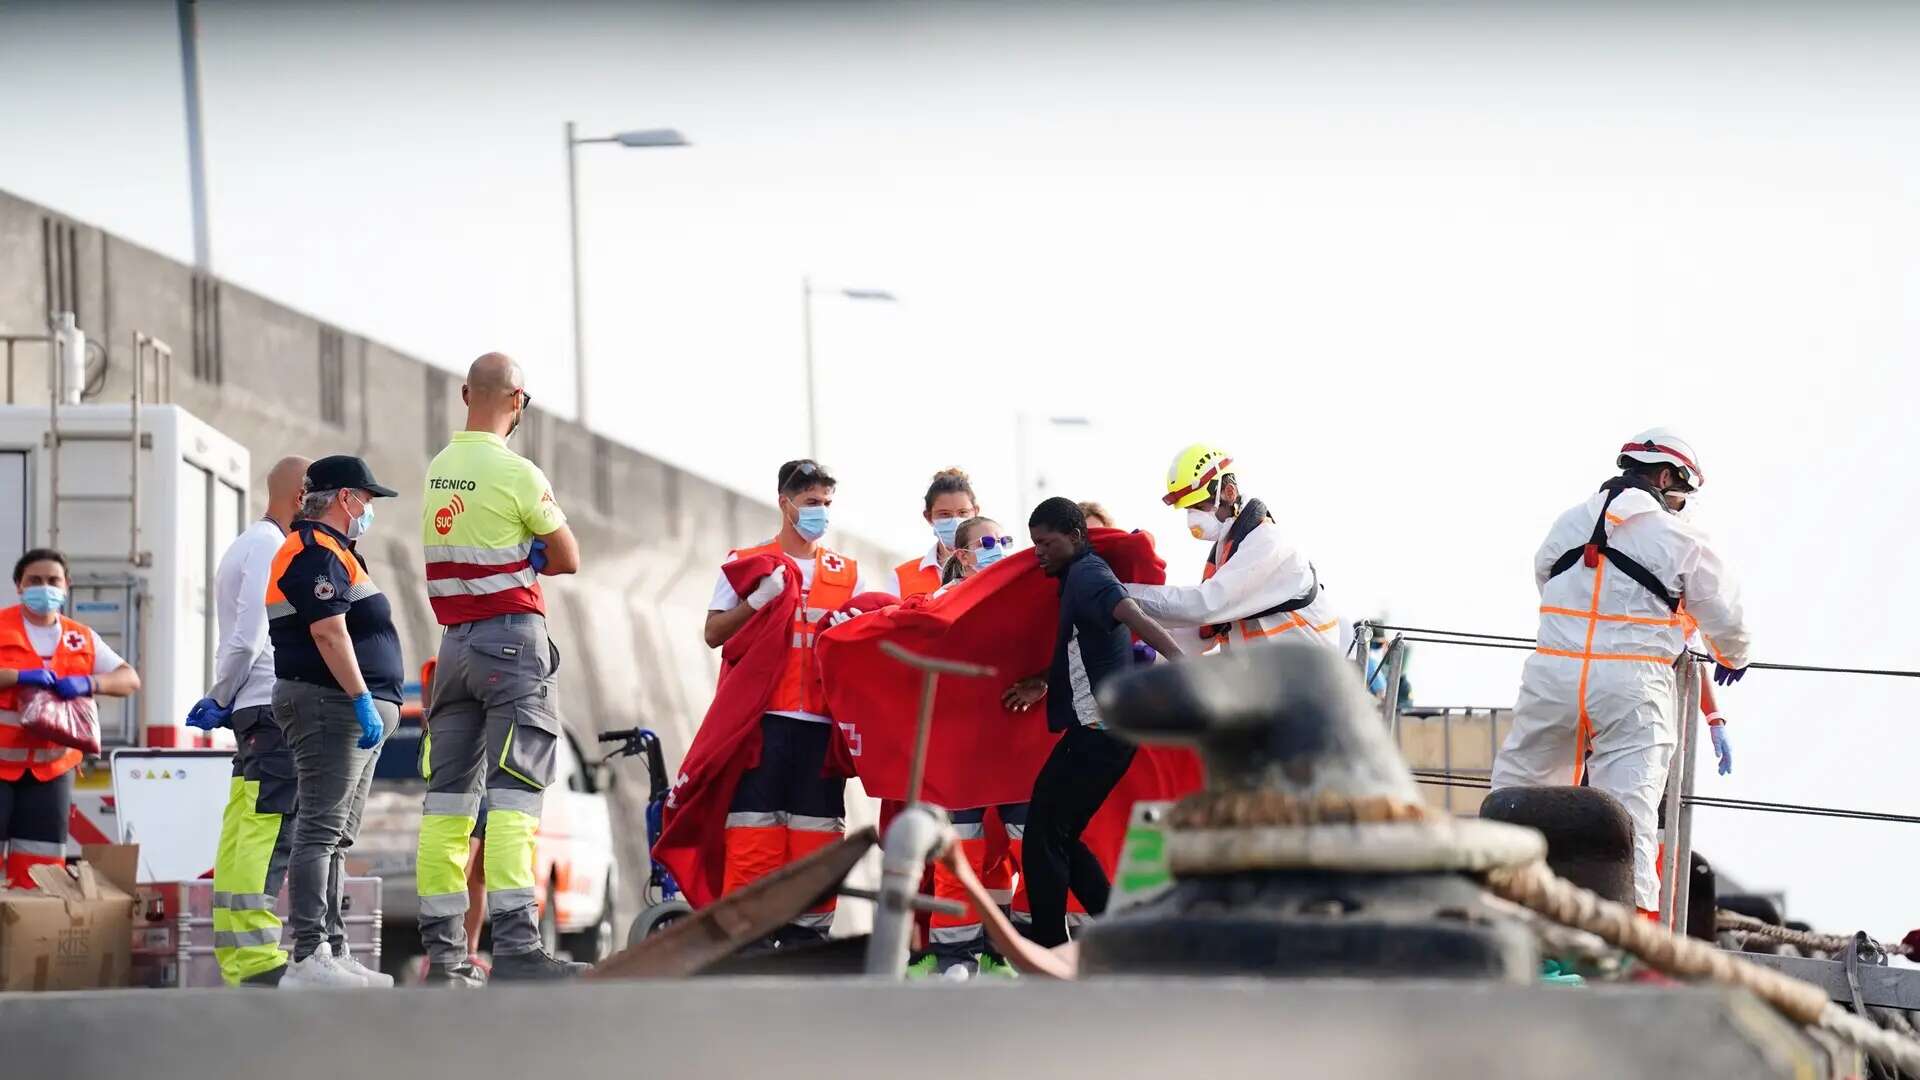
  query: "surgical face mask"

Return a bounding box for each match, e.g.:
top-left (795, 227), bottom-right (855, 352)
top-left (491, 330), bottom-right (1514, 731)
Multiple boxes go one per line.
top-left (972, 543), bottom-right (1006, 571)
top-left (21, 584), bottom-right (65, 616)
top-left (932, 516), bottom-right (963, 549)
top-left (792, 503), bottom-right (830, 542)
top-left (346, 493), bottom-right (375, 540)
top-left (1187, 508), bottom-right (1228, 542)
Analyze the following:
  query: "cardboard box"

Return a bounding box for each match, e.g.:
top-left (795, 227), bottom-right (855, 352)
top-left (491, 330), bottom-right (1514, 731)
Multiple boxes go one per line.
top-left (0, 843), bottom-right (138, 991)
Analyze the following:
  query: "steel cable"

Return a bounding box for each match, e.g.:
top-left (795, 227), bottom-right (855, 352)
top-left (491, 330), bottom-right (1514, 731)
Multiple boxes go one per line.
top-left (1368, 623), bottom-right (1920, 679)
top-left (1405, 770), bottom-right (1920, 826)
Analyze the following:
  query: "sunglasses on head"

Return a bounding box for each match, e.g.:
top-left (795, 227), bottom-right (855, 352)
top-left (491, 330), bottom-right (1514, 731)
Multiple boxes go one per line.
top-left (975, 535), bottom-right (1016, 551)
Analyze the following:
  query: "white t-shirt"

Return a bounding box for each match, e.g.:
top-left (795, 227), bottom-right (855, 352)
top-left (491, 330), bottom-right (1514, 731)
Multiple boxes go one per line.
top-left (23, 619), bottom-right (125, 677)
top-left (208, 518), bottom-right (286, 711)
top-left (708, 549), bottom-right (887, 724)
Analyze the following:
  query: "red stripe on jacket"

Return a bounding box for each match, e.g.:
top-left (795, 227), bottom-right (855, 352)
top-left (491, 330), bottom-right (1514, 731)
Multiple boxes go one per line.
top-left (425, 558), bottom-right (534, 581)
top-left (430, 588), bottom-right (545, 626)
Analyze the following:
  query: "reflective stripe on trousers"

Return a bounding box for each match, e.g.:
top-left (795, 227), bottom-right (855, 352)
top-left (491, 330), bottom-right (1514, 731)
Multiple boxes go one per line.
top-left (211, 775), bottom-right (291, 984)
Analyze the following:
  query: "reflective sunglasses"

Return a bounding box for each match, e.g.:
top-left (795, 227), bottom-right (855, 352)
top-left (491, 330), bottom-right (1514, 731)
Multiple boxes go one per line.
top-left (975, 535), bottom-right (1016, 551)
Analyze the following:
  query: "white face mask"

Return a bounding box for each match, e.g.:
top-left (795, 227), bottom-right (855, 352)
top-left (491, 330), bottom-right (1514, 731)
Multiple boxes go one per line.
top-left (1187, 508), bottom-right (1228, 542)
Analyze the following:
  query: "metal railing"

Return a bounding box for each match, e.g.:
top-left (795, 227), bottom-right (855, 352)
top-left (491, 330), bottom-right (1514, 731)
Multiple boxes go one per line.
top-left (1351, 619), bottom-right (1920, 937)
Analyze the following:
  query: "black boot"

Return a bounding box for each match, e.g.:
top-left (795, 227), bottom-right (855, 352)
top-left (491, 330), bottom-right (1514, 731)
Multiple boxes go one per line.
top-left (490, 948), bottom-right (591, 982)
top-left (421, 961), bottom-right (488, 988)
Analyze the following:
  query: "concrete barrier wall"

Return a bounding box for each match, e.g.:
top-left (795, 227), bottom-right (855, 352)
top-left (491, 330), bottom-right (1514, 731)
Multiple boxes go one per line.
top-left (0, 188), bottom-right (901, 920)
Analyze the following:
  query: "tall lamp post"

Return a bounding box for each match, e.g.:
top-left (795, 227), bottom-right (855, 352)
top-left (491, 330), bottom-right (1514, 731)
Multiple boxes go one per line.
top-left (1014, 414), bottom-right (1092, 512)
top-left (565, 122), bottom-right (689, 429)
top-left (802, 276), bottom-right (897, 459)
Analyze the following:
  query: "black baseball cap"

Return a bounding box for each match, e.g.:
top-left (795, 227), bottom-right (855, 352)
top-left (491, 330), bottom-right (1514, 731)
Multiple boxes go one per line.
top-left (306, 455), bottom-right (398, 498)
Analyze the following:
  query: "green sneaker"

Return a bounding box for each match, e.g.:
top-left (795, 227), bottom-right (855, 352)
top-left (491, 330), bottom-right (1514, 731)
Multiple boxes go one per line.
top-left (905, 954), bottom-right (939, 980)
top-left (977, 953), bottom-right (1019, 979)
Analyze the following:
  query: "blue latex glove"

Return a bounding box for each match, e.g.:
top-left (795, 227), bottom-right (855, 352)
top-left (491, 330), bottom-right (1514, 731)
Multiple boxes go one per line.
top-left (1709, 724), bottom-right (1732, 775)
top-left (1131, 641), bottom-right (1158, 666)
top-left (14, 668), bottom-right (57, 692)
top-left (1713, 663), bottom-right (1746, 686)
top-left (53, 674), bottom-right (94, 699)
top-left (530, 537), bottom-right (549, 573)
top-left (185, 696), bottom-right (231, 731)
top-left (352, 692), bottom-right (384, 750)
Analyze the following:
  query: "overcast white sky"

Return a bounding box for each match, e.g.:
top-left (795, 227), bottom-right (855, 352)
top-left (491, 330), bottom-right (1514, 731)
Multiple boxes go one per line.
top-left (4, 1), bottom-right (1918, 933)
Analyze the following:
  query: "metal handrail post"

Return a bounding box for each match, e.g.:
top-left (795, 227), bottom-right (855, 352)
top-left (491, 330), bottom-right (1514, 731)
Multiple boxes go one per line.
top-left (1379, 636), bottom-right (1408, 737)
top-left (1660, 658), bottom-right (1699, 930)
top-left (1669, 659), bottom-right (1702, 934)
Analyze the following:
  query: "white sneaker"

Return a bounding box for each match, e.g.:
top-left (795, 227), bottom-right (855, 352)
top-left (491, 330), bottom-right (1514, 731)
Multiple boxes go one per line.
top-left (334, 948), bottom-right (394, 988)
top-left (279, 942), bottom-right (368, 990)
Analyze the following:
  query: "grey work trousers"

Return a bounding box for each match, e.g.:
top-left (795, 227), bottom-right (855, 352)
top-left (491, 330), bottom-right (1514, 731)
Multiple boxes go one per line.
top-left (272, 679), bottom-right (394, 962)
top-left (418, 613), bottom-right (561, 965)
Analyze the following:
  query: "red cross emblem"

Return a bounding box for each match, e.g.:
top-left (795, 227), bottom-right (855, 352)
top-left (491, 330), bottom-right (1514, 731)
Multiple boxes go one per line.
top-left (819, 552), bottom-right (845, 574)
top-left (62, 630), bottom-right (87, 652)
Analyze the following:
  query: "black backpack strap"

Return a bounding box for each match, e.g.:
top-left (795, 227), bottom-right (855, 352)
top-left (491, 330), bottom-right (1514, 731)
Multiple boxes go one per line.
top-left (1202, 498), bottom-right (1324, 638)
top-left (1545, 485), bottom-right (1681, 612)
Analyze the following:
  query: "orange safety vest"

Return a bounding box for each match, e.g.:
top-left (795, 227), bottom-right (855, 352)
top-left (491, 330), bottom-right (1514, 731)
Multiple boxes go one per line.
top-left (0, 604), bottom-right (95, 782)
top-left (893, 555), bottom-right (942, 600)
top-left (734, 541), bottom-right (859, 717)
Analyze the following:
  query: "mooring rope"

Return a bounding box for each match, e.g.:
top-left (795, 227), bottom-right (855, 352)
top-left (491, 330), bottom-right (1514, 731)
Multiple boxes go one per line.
top-left (1485, 860), bottom-right (1920, 1075)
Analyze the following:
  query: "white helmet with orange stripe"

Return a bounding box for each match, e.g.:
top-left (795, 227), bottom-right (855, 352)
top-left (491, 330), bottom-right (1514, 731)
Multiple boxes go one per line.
top-left (1617, 428), bottom-right (1704, 513)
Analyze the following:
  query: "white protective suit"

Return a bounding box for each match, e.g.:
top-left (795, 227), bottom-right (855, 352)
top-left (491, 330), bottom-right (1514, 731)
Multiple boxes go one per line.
top-left (1124, 505), bottom-right (1339, 650)
top-left (1491, 482), bottom-right (1752, 911)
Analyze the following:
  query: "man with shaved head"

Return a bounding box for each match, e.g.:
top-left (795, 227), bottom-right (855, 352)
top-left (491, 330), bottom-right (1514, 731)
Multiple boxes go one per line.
top-left (188, 454), bottom-right (315, 986)
top-left (415, 352), bottom-right (582, 984)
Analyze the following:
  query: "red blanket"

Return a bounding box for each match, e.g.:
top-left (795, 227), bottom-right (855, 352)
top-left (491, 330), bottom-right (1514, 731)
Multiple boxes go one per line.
top-left (653, 552), bottom-right (802, 908)
top-left (817, 530), bottom-right (1204, 870)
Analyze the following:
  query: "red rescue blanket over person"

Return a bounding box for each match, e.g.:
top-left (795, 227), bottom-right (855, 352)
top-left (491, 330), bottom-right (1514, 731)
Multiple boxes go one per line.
top-left (655, 532), bottom-right (1204, 910)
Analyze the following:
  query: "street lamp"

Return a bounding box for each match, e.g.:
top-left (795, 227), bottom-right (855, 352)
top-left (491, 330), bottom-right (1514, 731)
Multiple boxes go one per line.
top-left (802, 276), bottom-right (898, 459)
top-left (565, 121), bottom-right (690, 429)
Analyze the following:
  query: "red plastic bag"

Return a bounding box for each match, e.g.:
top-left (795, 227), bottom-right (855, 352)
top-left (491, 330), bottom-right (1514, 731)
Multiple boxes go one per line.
top-left (19, 688), bottom-right (101, 755)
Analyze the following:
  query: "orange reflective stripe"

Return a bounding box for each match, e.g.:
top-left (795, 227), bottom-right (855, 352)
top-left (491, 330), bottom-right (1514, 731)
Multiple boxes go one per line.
top-left (1238, 610), bottom-right (1316, 640)
top-left (1539, 606), bottom-right (1683, 628)
top-left (1698, 631), bottom-right (1733, 667)
top-left (1536, 641), bottom-right (1674, 661)
top-left (1570, 560), bottom-right (1606, 781)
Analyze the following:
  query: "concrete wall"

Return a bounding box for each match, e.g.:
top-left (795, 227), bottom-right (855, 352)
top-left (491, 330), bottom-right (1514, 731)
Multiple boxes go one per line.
top-left (0, 188), bottom-right (901, 919)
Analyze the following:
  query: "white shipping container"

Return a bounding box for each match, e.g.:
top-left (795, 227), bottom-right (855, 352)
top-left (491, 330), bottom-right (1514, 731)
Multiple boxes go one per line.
top-left (0, 403), bottom-right (250, 748)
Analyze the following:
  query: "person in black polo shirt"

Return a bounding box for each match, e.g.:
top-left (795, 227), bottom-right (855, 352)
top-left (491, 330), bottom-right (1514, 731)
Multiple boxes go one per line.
top-left (1001, 497), bottom-right (1185, 948)
top-left (265, 455), bottom-right (403, 989)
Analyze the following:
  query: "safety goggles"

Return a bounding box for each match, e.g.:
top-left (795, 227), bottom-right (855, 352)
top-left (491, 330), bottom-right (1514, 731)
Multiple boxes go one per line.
top-left (975, 535), bottom-right (1016, 551)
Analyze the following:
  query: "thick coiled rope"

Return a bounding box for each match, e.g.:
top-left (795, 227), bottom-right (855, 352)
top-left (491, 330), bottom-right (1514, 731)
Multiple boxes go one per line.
top-left (1486, 860), bottom-right (1920, 1076)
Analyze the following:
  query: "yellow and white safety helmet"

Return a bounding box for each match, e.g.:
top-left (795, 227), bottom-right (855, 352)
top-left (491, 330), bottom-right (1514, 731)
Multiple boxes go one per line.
top-left (1163, 443), bottom-right (1233, 510)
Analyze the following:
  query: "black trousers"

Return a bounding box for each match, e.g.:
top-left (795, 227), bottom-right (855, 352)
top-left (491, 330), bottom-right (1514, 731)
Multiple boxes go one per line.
top-left (1022, 725), bottom-right (1137, 948)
